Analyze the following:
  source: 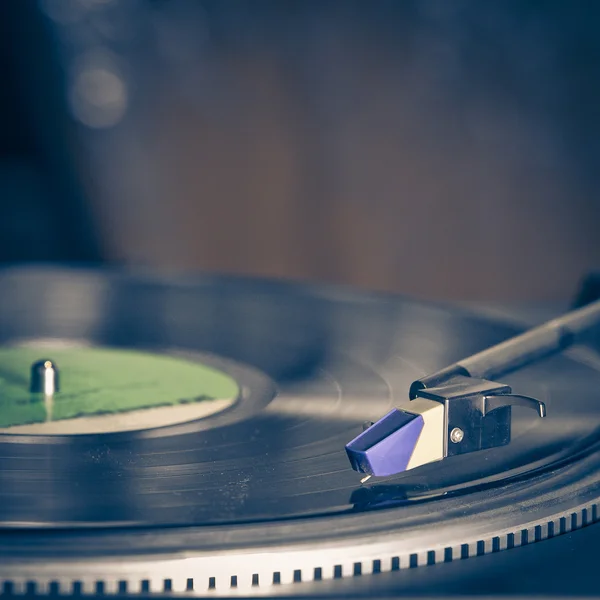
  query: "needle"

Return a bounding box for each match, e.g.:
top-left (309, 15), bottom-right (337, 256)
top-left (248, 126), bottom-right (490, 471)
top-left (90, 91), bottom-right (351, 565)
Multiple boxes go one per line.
top-left (360, 475), bottom-right (372, 484)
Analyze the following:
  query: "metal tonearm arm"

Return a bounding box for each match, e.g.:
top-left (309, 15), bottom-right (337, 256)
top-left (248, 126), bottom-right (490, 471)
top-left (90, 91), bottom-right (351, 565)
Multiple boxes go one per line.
top-left (346, 299), bottom-right (600, 480)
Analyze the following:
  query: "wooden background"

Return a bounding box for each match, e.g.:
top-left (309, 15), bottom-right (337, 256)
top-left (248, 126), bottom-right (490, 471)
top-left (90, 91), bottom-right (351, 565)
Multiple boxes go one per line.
top-left (13, 1), bottom-right (600, 302)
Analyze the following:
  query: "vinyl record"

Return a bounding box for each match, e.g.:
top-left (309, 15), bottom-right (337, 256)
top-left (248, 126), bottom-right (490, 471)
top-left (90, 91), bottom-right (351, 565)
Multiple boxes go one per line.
top-left (1, 266), bottom-right (600, 594)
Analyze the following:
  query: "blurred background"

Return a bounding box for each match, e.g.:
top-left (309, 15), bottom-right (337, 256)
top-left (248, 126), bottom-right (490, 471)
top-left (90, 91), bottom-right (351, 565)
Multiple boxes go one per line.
top-left (0, 0), bottom-right (599, 303)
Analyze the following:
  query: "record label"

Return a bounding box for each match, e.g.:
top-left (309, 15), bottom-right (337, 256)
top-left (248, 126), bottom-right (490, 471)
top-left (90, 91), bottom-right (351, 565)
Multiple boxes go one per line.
top-left (0, 342), bottom-right (238, 434)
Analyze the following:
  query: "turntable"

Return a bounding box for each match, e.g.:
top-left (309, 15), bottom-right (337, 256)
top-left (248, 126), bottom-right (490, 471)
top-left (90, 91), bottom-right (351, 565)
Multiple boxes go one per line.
top-left (1, 265), bottom-right (600, 598)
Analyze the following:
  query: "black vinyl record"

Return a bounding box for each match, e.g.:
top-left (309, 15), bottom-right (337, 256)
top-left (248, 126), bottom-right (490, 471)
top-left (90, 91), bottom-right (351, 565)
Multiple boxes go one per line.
top-left (1, 266), bottom-right (600, 596)
top-left (0, 265), bottom-right (597, 528)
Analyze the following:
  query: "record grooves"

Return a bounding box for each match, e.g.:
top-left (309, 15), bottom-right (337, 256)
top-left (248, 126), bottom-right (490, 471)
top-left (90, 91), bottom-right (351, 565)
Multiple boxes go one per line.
top-left (1, 266), bottom-right (600, 595)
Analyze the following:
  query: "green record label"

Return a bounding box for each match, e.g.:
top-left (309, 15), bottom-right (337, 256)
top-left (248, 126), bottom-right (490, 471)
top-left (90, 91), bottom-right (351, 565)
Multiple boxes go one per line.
top-left (0, 344), bottom-right (239, 434)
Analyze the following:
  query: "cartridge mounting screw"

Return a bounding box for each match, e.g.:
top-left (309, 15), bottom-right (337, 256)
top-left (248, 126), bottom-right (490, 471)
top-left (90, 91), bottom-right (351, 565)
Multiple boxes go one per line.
top-left (450, 427), bottom-right (464, 444)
